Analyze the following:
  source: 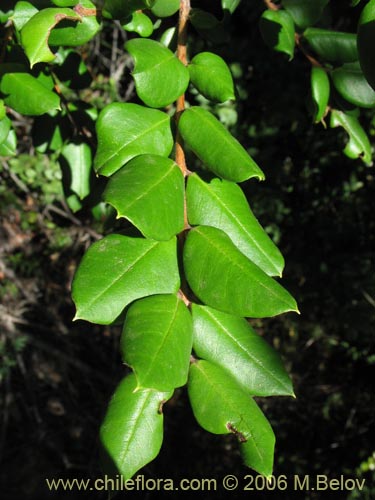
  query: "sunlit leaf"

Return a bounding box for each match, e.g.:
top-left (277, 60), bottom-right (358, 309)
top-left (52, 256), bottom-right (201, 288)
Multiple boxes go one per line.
top-left (311, 66), bottom-right (330, 123)
top-left (123, 11), bottom-right (153, 38)
top-left (104, 155), bottom-right (184, 241)
top-left (61, 142), bottom-right (92, 199)
top-left (100, 374), bottom-right (172, 480)
top-left (259, 9), bottom-right (295, 59)
top-left (222, 0), bottom-right (242, 14)
top-left (332, 62), bottom-right (375, 108)
top-left (11, 1), bottom-right (39, 31)
top-left (72, 234), bottom-right (180, 324)
top-left (94, 103), bottom-right (173, 176)
top-left (183, 226), bottom-right (298, 318)
top-left (0, 128), bottom-right (17, 156)
top-left (179, 107), bottom-right (264, 182)
top-left (303, 28), bottom-right (358, 65)
top-left (358, 0), bottom-right (375, 90)
top-left (121, 295), bottom-right (193, 391)
top-left (282, 0), bottom-right (329, 29)
top-left (125, 38), bottom-right (189, 108)
top-left (188, 360), bottom-right (275, 476)
top-left (0, 116), bottom-right (11, 145)
top-left (151, 0), bottom-right (180, 17)
top-left (189, 52), bottom-right (235, 102)
top-left (186, 174), bottom-right (284, 276)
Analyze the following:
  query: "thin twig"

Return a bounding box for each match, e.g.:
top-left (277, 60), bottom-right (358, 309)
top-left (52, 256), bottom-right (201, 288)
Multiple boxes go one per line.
top-left (263, 0), bottom-right (280, 11)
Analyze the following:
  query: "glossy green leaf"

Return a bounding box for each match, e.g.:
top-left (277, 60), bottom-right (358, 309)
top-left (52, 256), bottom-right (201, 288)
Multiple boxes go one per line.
top-left (358, 0), bottom-right (375, 91)
top-left (0, 129), bottom-right (17, 156)
top-left (222, 0), bottom-right (241, 14)
top-left (332, 63), bottom-right (375, 108)
top-left (121, 295), bottom-right (193, 391)
top-left (20, 8), bottom-right (81, 67)
top-left (0, 117), bottom-right (11, 145)
top-left (191, 305), bottom-right (293, 397)
top-left (61, 142), bottom-right (92, 199)
top-left (125, 38), bottom-right (189, 108)
top-left (311, 66), bottom-right (330, 123)
top-left (303, 28), bottom-right (358, 65)
top-left (123, 11), bottom-right (153, 38)
top-left (282, 0), bottom-right (329, 29)
top-left (49, 0), bottom-right (100, 47)
top-left (190, 9), bottom-right (229, 44)
top-left (188, 360), bottom-right (275, 477)
top-left (183, 226), bottom-right (298, 318)
top-left (94, 103), bottom-right (173, 177)
top-left (179, 107), bottom-right (264, 182)
top-left (0, 100), bottom-right (5, 121)
top-left (189, 52), bottom-right (235, 102)
top-left (0, 72), bottom-right (60, 115)
top-left (186, 174), bottom-right (284, 276)
top-left (330, 110), bottom-right (372, 165)
top-left (259, 9), bottom-right (295, 59)
top-left (104, 155), bottom-right (184, 241)
top-left (52, 0), bottom-right (78, 5)
top-left (159, 27), bottom-right (176, 48)
top-left (103, 0), bottom-right (155, 20)
top-left (100, 374), bottom-right (172, 481)
top-left (72, 234), bottom-right (180, 324)
top-left (151, 0), bottom-right (180, 17)
top-left (11, 1), bottom-right (39, 31)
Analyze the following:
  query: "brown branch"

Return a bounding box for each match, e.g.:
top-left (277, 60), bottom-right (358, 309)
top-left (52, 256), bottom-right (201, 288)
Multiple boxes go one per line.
top-left (263, 0), bottom-right (280, 11)
top-left (295, 33), bottom-right (323, 68)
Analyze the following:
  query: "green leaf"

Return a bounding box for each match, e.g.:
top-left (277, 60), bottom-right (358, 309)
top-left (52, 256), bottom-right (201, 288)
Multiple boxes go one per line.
top-left (121, 295), bottom-right (193, 391)
top-left (103, 0), bottom-right (155, 20)
top-left (282, 0), bottom-right (329, 29)
top-left (311, 66), bottom-right (330, 123)
top-left (191, 305), bottom-right (294, 397)
top-left (186, 174), bottom-right (284, 276)
top-left (94, 103), bottom-right (173, 177)
top-left (0, 117), bottom-right (11, 145)
top-left (190, 9), bottom-right (229, 44)
top-left (20, 8), bottom-right (81, 67)
top-left (49, 1), bottom-right (100, 47)
top-left (330, 109), bottom-right (372, 165)
top-left (0, 72), bottom-right (60, 115)
top-left (188, 360), bottom-right (275, 477)
top-left (222, 0), bottom-right (242, 14)
top-left (125, 38), bottom-right (190, 108)
top-left (72, 234), bottom-right (180, 324)
top-left (61, 142), bottom-right (92, 199)
top-left (0, 100), bottom-right (5, 121)
top-left (183, 226), bottom-right (298, 318)
top-left (151, 0), bottom-right (180, 17)
top-left (51, 0), bottom-right (78, 5)
top-left (100, 374), bottom-right (172, 481)
top-left (189, 52), bottom-right (235, 102)
top-left (104, 155), bottom-right (184, 241)
top-left (123, 11), bottom-right (153, 38)
top-left (357, 0), bottom-right (375, 91)
top-left (259, 9), bottom-right (295, 59)
top-left (179, 107), bottom-right (264, 182)
top-left (332, 63), bottom-right (375, 108)
top-left (303, 28), bottom-right (358, 65)
top-left (11, 1), bottom-right (39, 31)
top-left (0, 128), bottom-right (17, 156)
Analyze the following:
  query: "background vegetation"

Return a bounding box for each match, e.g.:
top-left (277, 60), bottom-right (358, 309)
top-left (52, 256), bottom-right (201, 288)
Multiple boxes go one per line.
top-left (0, 0), bottom-right (374, 498)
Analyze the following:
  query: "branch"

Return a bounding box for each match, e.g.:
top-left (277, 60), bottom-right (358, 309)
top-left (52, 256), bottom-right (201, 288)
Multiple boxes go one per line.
top-left (263, 0), bottom-right (280, 11)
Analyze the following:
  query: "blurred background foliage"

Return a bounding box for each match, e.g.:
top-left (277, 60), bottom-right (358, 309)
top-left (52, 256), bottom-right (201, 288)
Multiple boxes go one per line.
top-left (0, 0), bottom-right (374, 498)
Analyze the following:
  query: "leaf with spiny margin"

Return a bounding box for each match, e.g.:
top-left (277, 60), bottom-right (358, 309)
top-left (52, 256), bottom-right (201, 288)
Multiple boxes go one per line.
top-left (0, 72), bottom-right (60, 115)
top-left (94, 103), bottom-right (173, 177)
top-left (183, 226), bottom-right (298, 318)
top-left (311, 66), bottom-right (330, 123)
top-left (330, 110), bottom-right (372, 165)
top-left (282, 0), bottom-right (329, 29)
top-left (121, 295), bottom-right (193, 391)
top-left (189, 52), bottom-right (235, 102)
top-left (358, 0), bottom-right (375, 91)
top-left (188, 360), bottom-right (275, 477)
top-left (125, 38), bottom-right (189, 108)
top-left (186, 174), bottom-right (284, 276)
top-left (303, 28), bottom-right (358, 65)
top-left (151, 0), bottom-right (180, 17)
top-left (191, 305), bottom-right (294, 397)
top-left (332, 62), bottom-right (375, 109)
top-left (104, 155), bottom-right (184, 241)
top-left (123, 11), bottom-right (153, 38)
top-left (100, 374), bottom-right (172, 481)
top-left (222, 0), bottom-right (242, 14)
top-left (259, 9), bottom-right (295, 59)
top-left (103, 0), bottom-right (155, 21)
top-left (20, 8), bottom-right (81, 67)
top-left (72, 234), bottom-right (180, 324)
top-left (11, 2), bottom-right (39, 32)
top-left (49, 0), bottom-right (100, 47)
top-left (179, 107), bottom-right (264, 182)
top-left (61, 142), bottom-right (92, 200)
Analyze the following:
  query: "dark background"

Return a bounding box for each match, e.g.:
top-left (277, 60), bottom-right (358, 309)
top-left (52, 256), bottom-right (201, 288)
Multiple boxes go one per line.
top-left (0, 1), bottom-right (374, 498)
